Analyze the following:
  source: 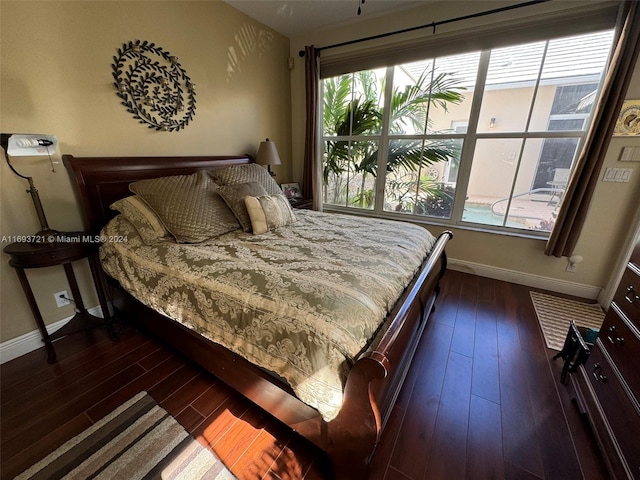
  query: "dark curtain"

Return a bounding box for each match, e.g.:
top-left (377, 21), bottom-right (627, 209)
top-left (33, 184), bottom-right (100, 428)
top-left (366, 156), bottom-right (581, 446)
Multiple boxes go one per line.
top-left (546, 1), bottom-right (640, 257)
top-left (302, 45), bottom-right (321, 210)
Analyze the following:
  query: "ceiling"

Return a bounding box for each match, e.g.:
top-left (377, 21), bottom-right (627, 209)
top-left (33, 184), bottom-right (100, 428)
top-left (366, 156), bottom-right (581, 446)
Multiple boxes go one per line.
top-left (223, 0), bottom-right (425, 38)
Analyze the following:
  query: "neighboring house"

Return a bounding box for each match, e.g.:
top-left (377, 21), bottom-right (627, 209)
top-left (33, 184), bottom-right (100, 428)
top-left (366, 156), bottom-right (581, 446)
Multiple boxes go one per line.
top-left (0, 0), bottom-right (638, 360)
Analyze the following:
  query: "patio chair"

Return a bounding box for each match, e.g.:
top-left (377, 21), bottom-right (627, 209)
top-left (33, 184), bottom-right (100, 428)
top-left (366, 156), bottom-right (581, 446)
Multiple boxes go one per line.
top-left (547, 168), bottom-right (570, 206)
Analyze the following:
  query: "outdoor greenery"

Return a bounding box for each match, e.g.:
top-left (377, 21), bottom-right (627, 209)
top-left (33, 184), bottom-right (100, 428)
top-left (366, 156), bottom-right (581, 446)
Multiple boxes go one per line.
top-left (322, 69), bottom-right (465, 215)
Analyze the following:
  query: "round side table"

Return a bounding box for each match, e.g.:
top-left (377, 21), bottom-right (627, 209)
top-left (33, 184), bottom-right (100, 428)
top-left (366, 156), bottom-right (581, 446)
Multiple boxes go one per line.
top-left (3, 232), bottom-right (115, 363)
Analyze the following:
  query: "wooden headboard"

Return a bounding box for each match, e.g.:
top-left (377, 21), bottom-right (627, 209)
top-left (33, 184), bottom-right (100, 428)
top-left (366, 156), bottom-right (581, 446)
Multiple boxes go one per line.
top-left (63, 154), bottom-right (253, 234)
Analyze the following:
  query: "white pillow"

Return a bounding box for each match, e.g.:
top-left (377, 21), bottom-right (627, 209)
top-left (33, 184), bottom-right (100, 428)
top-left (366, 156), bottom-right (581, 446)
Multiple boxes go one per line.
top-left (244, 194), bottom-right (297, 234)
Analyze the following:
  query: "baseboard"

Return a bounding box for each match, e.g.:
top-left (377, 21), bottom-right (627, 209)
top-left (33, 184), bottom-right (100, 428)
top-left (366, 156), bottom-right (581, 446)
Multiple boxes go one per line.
top-left (448, 259), bottom-right (602, 301)
top-left (0, 306), bottom-right (104, 365)
top-left (1, 262), bottom-right (600, 363)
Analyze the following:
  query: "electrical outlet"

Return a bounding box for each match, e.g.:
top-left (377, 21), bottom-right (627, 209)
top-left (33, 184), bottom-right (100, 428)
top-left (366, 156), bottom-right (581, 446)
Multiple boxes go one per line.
top-left (54, 290), bottom-right (70, 307)
top-left (565, 262), bottom-right (577, 273)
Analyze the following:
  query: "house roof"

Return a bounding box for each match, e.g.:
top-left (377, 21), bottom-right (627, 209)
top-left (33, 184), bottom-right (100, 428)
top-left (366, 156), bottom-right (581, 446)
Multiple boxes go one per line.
top-left (403, 30), bottom-right (614, 89)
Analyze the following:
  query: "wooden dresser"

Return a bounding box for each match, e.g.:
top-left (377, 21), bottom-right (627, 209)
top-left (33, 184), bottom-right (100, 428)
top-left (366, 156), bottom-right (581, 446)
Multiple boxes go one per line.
top-left (571, 237), bottom-right (640, 479)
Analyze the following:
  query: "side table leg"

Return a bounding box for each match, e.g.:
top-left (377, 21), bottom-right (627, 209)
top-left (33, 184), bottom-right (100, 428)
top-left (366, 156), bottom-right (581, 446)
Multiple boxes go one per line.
top-left (63, 262), bottom-right (87, 314)
top-left (87, 253), bottom-right (118, 340)
top-left (14, 268), bottom-right (57, 363)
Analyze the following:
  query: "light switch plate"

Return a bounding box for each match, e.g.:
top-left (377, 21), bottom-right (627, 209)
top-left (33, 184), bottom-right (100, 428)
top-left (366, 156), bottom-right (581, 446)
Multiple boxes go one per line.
top-left (620, 146), bottom-right (640, 162)
top-left (603, 167), bottom-right (633, 182)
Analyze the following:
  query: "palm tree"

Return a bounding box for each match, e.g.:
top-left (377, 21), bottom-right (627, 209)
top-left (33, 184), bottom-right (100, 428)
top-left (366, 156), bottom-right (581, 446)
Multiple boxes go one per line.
top-left (323, 68), bottom-right (464, 211)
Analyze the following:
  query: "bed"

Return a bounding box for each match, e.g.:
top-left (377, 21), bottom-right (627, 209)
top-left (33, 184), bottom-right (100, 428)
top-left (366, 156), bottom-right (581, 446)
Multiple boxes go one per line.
top-left (63, 154), bottom-right (452, 479)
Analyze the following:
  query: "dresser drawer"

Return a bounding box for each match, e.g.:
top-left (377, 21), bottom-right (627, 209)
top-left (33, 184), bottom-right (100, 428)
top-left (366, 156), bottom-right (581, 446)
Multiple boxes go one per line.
top-left (613, 267), bottom-right (640, 328)
top-left (586, 343), bottom-right (640, 478)
top-left (599, 304), bottom-right (640, 398)
top-left (573, 365), bottom-right (634, 480)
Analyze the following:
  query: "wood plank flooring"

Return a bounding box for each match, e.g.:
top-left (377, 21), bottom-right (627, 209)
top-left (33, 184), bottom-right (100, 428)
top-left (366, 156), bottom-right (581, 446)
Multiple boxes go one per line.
top-left (1, 270), bottom-right (608, 479)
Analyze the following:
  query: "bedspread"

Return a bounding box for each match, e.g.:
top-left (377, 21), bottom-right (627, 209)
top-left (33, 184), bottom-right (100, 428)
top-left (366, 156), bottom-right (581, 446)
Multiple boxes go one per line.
top-left (100, 210), bottom-right (435, 420)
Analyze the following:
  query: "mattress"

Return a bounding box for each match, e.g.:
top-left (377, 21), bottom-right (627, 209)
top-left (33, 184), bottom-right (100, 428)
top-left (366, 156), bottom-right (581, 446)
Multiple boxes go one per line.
top-left (100, 210), bottom-right (436, 420)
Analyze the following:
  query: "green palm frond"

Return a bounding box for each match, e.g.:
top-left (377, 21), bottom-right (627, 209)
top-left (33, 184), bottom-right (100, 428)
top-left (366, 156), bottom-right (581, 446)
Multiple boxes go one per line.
top-left (323, 75), bottom-right (352, 134)
top-left (335, 98), bottom-right (381, 136)
top-left (389, 71), bottom-right (465, 133)
top-left (322, 68), bottom-right (465, 209)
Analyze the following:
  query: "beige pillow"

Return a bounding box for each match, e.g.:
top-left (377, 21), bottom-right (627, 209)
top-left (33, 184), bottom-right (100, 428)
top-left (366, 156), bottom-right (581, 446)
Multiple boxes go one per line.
top-left (210, 163), bottom-right (282, 195)
top-left (109, 196), bottom-right (170, 244)
top-left (216, 182), bottom-right (269, 232)
top-left (129, 171), bottom-right (241, 243)
top-left (244, 194), bottom-right (297, 234)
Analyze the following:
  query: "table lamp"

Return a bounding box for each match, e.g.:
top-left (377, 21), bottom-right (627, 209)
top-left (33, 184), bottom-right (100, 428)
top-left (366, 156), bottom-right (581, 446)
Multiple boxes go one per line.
top-left (1, 133), bottom-right (59, 237)
top-left (256, 138), bottom-right (281, 177)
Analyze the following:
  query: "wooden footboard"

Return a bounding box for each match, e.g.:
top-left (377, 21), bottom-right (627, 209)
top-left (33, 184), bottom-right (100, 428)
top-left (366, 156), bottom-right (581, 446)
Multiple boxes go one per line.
top-left (325, 230), bottom-right (451, 478)
top-left (63, 153), bottom-right (452, 479)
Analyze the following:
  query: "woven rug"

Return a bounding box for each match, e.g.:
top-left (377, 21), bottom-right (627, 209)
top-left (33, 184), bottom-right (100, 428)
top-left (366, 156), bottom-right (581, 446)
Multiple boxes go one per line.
top-left (530, 291), bottom-right (605, 351)
top-left (15, 392), bottom-right (235, 480)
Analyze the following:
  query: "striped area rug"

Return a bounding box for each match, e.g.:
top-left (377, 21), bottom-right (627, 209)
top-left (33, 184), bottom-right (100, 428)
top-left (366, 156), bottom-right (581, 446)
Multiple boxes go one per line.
top-left (530, 291), bottom-right (605, 351)
top-left (15, 392), bottom-right (235, 480)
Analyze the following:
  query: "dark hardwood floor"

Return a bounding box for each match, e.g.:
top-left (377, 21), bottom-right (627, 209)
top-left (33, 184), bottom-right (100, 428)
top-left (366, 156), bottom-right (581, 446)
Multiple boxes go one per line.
top-left (1, 270), bottom-right (609, 479)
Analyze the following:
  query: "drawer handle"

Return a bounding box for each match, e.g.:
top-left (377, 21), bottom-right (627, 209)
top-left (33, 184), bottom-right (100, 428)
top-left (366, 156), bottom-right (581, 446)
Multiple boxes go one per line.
top-left (592, 363), bottom-right (608, 383)
top-left (607, 326), bottom-right (625, 346)
top-left (625, 285), bottom-right (640, 304)
top-left (607, 335), bottom-right (625, 346)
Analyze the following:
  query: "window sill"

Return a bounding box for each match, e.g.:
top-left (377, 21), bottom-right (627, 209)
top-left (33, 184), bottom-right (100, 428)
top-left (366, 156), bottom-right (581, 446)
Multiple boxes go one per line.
top-left (321, 205), bottom-right (551, 241)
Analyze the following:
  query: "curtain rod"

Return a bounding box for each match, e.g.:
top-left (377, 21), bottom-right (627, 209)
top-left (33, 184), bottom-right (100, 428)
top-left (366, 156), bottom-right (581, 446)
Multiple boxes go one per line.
top-left (298, 0), bottom-right (551, 57)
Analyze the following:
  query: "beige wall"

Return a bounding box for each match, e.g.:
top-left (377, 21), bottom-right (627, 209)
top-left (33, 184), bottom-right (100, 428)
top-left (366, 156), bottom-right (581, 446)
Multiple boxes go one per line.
top-left (289, 1), bottom-right (640, 295)
top-left (0, 0), bottom-right (291, 342)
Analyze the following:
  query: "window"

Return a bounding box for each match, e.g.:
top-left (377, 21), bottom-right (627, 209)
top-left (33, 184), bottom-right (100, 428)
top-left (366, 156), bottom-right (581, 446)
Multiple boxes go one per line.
top-left (321, 30), bottom-right (614, 234)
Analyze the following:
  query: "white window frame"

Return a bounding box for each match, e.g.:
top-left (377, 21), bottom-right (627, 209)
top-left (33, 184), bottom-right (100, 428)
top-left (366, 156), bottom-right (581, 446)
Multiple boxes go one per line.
top-left (319, 30), bottom-right (613, 237)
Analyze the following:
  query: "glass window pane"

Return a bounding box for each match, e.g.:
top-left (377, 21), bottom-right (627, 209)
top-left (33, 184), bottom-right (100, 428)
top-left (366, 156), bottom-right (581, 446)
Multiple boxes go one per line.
top-left (322, 70), bottom-right (385, 137)
top-left (463, 138), bottom-right (578, 231)
top-left (463, 138), bottom-right (523, 227)
top-left (322, 140), bottom-right (349, 206)
top-left (504, 139), bottom-right (569, 231)
top-left (322, 140), bottom-right (378, 209)
top-left (323, 75), bottom-right (353, 137)
top-left (529, 31), bottom-right (613, 131)
top-left (384, 139), bottom-right (460, 219)
top-left (393, 53), bottom-right (478, 135)
top-left (348, 140), bottom-right (378, 209)
top-left (531, 137), bottom-right (580, 189)
top-left (429, 53), bottom-right (479, 135)
top-left (477, 42), bottom-right (546, 133)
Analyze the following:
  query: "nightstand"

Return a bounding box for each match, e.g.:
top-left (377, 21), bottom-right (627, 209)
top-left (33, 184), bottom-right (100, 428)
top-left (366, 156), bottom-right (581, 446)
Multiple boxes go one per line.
top-left (289, 198), bottom-right (313, 210)
top-left (3, 232), bottom-right (115, 363)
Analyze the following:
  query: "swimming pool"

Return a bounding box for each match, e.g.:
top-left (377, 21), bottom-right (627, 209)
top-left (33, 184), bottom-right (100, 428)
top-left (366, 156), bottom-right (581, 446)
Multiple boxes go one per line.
top-left (462, 203), bottom-right (530, 229)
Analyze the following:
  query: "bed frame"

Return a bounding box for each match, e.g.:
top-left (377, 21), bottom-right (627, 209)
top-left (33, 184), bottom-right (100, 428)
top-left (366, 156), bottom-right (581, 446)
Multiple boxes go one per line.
top-left (63, 153), bottom-right (452, 479)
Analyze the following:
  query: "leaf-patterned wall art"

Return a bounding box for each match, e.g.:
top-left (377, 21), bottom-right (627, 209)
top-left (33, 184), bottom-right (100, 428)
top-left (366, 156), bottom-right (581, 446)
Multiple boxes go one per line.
top-left (112, 40), bottom-right (196, 132)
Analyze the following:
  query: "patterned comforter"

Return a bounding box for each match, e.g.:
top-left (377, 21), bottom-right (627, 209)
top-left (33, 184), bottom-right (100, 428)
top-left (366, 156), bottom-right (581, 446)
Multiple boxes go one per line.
top-left (100, 210), bottom-right (436, 420)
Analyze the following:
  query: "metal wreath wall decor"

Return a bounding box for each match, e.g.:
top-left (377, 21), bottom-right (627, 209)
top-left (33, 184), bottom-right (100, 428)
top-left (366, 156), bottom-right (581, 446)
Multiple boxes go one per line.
top-left (112, 40), bottom-right (196, 132)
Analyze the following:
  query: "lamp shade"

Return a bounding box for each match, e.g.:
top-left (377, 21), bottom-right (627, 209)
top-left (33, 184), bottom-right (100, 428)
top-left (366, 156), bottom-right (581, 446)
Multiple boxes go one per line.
top-left (256, 138), bottom-right (281, 166)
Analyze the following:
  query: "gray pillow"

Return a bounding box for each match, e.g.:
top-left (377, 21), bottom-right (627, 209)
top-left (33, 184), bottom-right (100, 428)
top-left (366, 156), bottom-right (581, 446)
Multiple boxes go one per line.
top-left (210, 163), bottom-right (282, 195)
top-left (217, 182), bottom-right (269, 232)
top-left (129, 171), bottom-right (241, 243)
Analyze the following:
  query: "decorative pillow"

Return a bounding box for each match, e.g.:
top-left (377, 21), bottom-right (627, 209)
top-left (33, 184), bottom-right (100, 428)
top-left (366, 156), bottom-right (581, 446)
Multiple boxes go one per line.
top-left (244, 194), bottom-right (297, 235)
top-left (129, 171), bottom-right (241, 243)
top-left (210, 163), bottom-right (282, 195)
top-left (216, 182), bottom-right (269, 232)
top-left (109, 195), bottom-right (170, 245)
